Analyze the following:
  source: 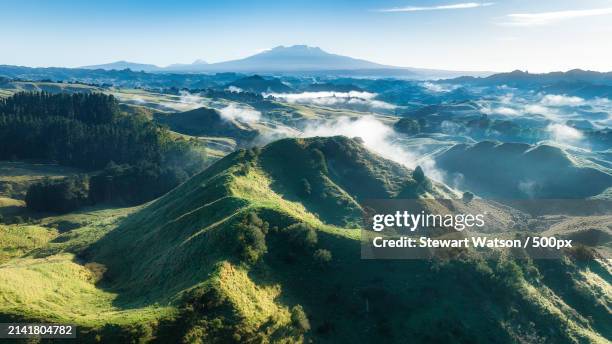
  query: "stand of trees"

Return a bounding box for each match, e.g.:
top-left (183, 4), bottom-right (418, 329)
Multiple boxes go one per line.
top-left (89, 161), bottom-right (188, 205)
top-left (0, 92), bottom-right (173, 169)
top-left (25, 176), bottom-right (89, 213)
top-left (1, 92), bottom-right (210, 212)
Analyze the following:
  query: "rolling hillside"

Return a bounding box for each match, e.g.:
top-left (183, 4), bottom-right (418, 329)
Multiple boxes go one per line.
top-left (0, 136), bottom-right (610, 342)
top-left (225, 75), bottom-right (293, 93)
top-left (436, 141), bottom-right (612, 198)
top-left (154, 107), bottom-right (259, 145)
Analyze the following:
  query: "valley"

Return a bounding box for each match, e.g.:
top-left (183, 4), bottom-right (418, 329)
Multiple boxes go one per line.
top-left (4, 0), bottom-right (612, 341)
top-left (0, 66), bottom-right (610, 343)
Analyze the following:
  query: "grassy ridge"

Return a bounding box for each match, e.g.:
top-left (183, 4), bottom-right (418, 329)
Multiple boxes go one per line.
top-left (0, 136), bottom-right (610, 342)
top-left (0, 253), bottom-right (175, 325)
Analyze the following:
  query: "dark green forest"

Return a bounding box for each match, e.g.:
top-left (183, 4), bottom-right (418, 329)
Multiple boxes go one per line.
top-left (0, 92), bottom-right (210, 211)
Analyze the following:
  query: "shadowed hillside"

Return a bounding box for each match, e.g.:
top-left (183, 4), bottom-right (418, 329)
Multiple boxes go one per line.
top-left (154, 107), bottom-right (259, 144)
top-left (226, 75), bottom-right (293, 93)
top-left (0, 136), bottom-right (610, 343)
top-left (436, 141), bottom-right (612, 198)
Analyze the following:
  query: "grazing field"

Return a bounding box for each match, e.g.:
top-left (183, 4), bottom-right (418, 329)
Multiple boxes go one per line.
top-left (0, 137), bottom-right (607, 342)
top-left (0, 225), bottom-right (57, 263)
top-left (0, 204), bottom-right (177, 330)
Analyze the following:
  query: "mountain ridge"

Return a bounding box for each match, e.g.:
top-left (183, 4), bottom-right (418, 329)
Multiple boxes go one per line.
top-left (78, 45), bottom-right (490, 78)
top-left (445, 69), bottom-right (612, 87)
top-left (81, 60), bottom-right (162, 72)
top-left (1, 135), bottom-right (610, 342)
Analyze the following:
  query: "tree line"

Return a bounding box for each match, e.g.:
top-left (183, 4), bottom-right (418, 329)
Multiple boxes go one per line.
top-left (0, 92), bottom-right (210, 212)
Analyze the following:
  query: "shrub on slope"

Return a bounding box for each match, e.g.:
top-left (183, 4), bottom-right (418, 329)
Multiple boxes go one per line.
top-left (1, 136), bottom-right (609, 343)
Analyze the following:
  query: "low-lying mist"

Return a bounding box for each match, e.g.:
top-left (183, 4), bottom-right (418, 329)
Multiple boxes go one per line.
top-left (264, 91), bottom-right (397, 111)
top-left (158, 88), bottom-right (610, 191)
top-left (479, 92), bottom-right (612, 148)
top-left (259, 115), bottom-right (446, 182)
top-left (179, 90), bottom-right (261, 123)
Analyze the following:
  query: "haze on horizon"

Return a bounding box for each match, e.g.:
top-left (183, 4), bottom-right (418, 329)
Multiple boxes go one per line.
top-left (2, 0), bottom-right (612, 73)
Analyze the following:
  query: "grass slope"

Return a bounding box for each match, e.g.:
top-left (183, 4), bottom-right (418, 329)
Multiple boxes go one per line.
top-left (0, 224), bottom-right (56, 263)
top-left (154, 107), bottom-right (258, 145)
top-left (0, 136), bottom-right (609, 343)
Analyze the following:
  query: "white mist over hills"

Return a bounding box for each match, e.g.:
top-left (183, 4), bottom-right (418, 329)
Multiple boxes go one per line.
top-left (264, 91), bottom-right (397, 110)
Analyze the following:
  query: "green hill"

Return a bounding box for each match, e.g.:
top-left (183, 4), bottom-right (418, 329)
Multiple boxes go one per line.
top-left (436, 141), bottom-right (612, 198)
top-left (0, 136), bottom-right (610, 343)
top-left (154, 107), bottom-right (259, 145)
top-left (225, 75), bottom-right (293, 93)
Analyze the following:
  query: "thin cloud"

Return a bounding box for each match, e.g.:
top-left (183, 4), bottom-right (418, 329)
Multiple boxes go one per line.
top-left (503, 7), bottom-right (612, 26)
top-left (378, 2), bottom-right (494, 13)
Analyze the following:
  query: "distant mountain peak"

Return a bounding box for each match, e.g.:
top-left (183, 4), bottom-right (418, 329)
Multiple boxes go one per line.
top-left (257, 45), bottom-right (336, 59)
top-left (197, 44), bottom-right (391, 72)
top-left (276, 44), bottom-right (317, 50)
top-left (267, 45), bottom-right (325, 53)
top-left (78, 44), bottom-right (490, 78)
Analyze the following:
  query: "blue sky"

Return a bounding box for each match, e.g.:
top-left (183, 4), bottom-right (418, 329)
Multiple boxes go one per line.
top-left (2, 0), bottom-right (612, 72)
